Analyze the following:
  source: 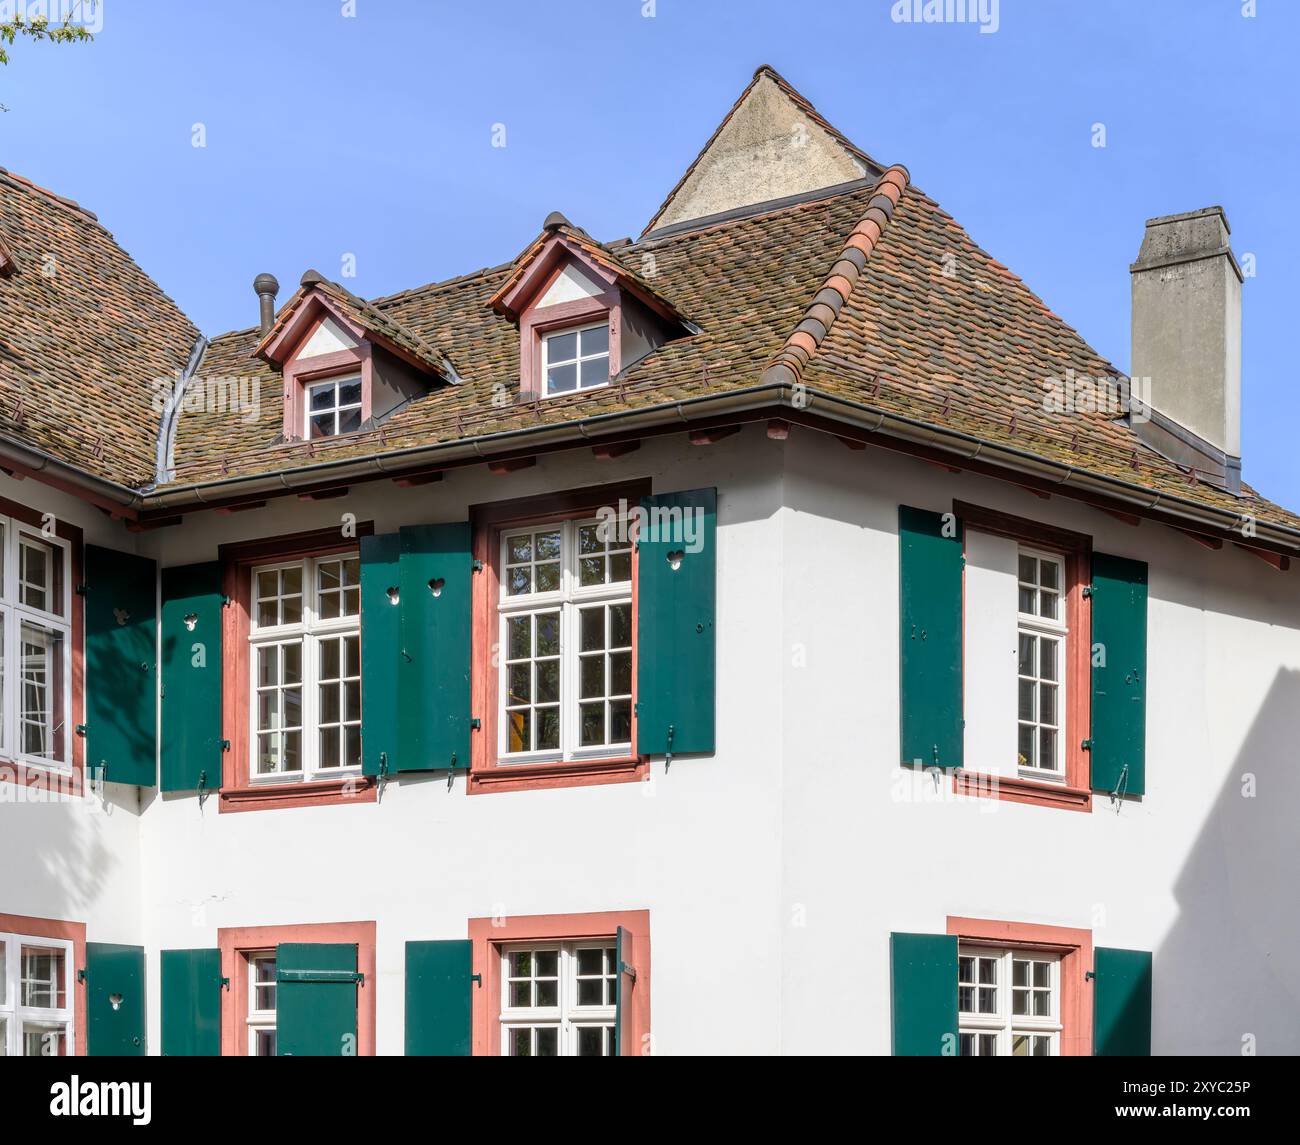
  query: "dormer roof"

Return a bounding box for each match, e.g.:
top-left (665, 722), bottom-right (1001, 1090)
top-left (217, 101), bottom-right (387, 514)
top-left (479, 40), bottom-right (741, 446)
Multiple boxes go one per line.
top-left (257, 269), bottom-right (457, 381)
top-left (489, 220), bottom-right (688, 328)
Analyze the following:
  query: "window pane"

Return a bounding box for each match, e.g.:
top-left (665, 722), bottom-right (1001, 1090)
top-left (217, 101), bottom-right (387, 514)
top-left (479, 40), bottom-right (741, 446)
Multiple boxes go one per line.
top-left (1018, 554), bottom-right (1036, 584)
top-left (21, 946), bottom-right (65, 1008)
top-left (253, 1029), bottom-right (277, 1056)
top-left (535, 531), bottom-right (561, 561)
top-left (20, 536), bottom-right (62, 615)
top-left (1018, 679), bottom-right (1034, 721)
top-left (579, 702), bottom-right (605, 746)
top-left (580, 607), bottom-right (604, 652)
top-left (20, 622), bottom-right (65, 762)
top-left (610, 602), bottom-right (632, 647)
top-left (338, 380), bottom-right (362, 406)
top-left (508, 535), bottom-right (532, 564)
top-left (576, 1026), bottom-right (606, 1055)
top-left (610, 652), bottom-right (632, 696)
top-left (536, 1027), bottom-right (558, 1056)
top-left (1039, 683), bottom-right (1057, 727)
top-left (546, 363), bottom-right (576, 394)
top-left (535, 612), bottom-right (559, 656)
top-left (535, 659), bottom-right (560, 703)
top-left (536, 707), bottom-right (560, 751)
top-left (23, 1023), bottom-right (66, 1057)
top-left (579, 356), bottom-right (609, 388)
top-left (534, 561), bottom-right (560, 592)
top-left (581, 324), bottom-right (609, 356)
top-left (1039, 590), bottom-right (1059, 620)
top-left (546, 331), bottom-right (578, 362)
top-left (310, 383), bottom-right (336, 411)
top-left (1040, 638), bottom-right (1058, 682)
top-left (1018, 633), bottom-right (1035, 676)
top-left (1017, 723), bottom-right (1034, 767)
top-left (609, 550), bottom-right (631, 583)
top-left (1039, 728), bottom-right (1057, 770)
top-left (609, 700), bottom-right (631, 743)
top-left (579, 556), bottom-right (605, 586)
top-left (338, 407), bottom-right (362, 434)
top-left (310, 413), bottom-right (335, 438)
top-left (1040, 560), bottom-right (1059, 590)
top-left (580, 656), bottom-right (604, 699)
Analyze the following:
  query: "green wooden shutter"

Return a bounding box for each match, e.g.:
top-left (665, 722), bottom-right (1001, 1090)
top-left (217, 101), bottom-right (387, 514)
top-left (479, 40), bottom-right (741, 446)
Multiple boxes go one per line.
top-left (404, 940), bottom-right (472, 1055)
top-left (614, 924), bottom-right (638, 1057)
top-left (85, 545), bottom-right (157, 786)
top-left (890, 932), bottom-right (958, 1056)
top-left (160, 948), bottom-right (223, 1056)
top-left (360, 533), bottom-right (402, 777)
top-left (397, 523), bottom-right (472, 773)
top-left (160, 563), bottom-right (224, 793)
top-left (1090, 552), bottom-right (1148, 796)
top-left (1093, 947), bottom-right (1152, 1055)
top-left (635, 488), bottom-right (716, 758)
top-left (898, 507), bottom-right (963, 770)
top-left (276, 942), bottom-right (361, 1057)
top-left (85, 942), bottom-right (146, 1056)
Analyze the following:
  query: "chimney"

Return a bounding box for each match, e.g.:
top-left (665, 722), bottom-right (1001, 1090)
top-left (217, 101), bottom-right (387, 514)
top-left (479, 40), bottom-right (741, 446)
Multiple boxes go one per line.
top-left (1130, 207), bottom-right (1242, 493)
top-left (253, 272), bottom-right (280, 337)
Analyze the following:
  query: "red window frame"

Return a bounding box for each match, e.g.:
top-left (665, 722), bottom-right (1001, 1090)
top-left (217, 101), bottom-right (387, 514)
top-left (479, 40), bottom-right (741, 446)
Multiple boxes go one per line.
top-left (468, 909), bottom-right (651, 1057)
top-left (953, 501), bottom-right (1093, 812)
top-left (217, 920), bottom-right (376, 1056)
top-left (469, 481), bottom-right (650, 794)
top-left (0, 494), bottom-right (85, 798)
top-left (947, 915), bottom-right (1093, 1056)
top-left (0, 911), bottom-right (86, 1056)
top-left (218, 524), bottom-right (376, 813)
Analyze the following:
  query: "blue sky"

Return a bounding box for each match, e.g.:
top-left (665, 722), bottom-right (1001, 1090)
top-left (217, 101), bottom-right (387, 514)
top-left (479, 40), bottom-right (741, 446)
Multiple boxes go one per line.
top-left (2, 1), bottom-right (1296, 506)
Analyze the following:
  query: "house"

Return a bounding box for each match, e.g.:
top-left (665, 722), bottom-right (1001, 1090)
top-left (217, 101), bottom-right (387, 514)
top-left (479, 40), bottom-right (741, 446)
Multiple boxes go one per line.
top-left (1, 65), bottom-right (1297, 1057)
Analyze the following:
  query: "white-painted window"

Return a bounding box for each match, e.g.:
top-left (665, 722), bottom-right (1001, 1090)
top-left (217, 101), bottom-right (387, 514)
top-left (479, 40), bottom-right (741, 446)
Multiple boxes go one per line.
top-left (958, 947), bottom-right (1060, 1056)
top-left (500, 941), bottom-right (617, 1056)
top-left (1016, 548), bottom-right (1066, 775)
top-left (498, 518), bottom-right (632, 763)
top-left (0, 519), bottom-right (72, 771)
top-left (249, 554), bottom-right (361, 780)
top-left (306, 375), bottom-right (362, 438)
top-left (542, 322), bottom-right (609, 397)
top-left (0, 932), bottom-right (74, 1056)
top-left (246, 951), bottom-right (277, 1057)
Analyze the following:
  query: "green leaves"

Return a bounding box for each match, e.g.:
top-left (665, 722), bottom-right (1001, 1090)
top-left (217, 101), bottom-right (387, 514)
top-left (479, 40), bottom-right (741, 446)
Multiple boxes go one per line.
top-left (1, 15), bottom-right (94, 67)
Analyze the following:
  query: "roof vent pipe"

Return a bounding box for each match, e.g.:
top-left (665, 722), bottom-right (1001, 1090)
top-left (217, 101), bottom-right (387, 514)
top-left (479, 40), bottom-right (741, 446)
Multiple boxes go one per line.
top-left (254, 272), bottom-right (280, 336)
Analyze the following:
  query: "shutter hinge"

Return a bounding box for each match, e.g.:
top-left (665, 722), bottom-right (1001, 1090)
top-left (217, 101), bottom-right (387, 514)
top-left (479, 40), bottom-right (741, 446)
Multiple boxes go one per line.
top-left (75, 583), bottom-right (88, 596)
top-left (664, 724), bottom-right (675, 772)
top-left (1082, 585), bottom-right (1095, 598)
top-left (471, 973), bottom-right (482, 989)
top-left (277, 969), bottom-right (364, 984)
top-left (75, 724), bottom-right (87, 737)
top-left (1081, 738), bottom-right (1093, 752)
top-left (221, 595), bottom-right (232, 608)
top-left (472, 559), bottom-right (484, 572)
top-left (1085, 970), bottom-right (1096, 981)
top-left (470, 718), bottom-right (481, 730)
top-left (220, 739), bottom-right (231, 752)
top-left (77, 968), bottom-right (88, 984)
top-left (220, 976), bottom-right (231, 990)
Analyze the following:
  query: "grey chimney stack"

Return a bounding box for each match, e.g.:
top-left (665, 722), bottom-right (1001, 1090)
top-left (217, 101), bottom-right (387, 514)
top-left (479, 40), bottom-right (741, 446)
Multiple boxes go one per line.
top-left (253, 272), bottom-right (280, 337)
top-left (1130, 207), bottom-right (1242, 492)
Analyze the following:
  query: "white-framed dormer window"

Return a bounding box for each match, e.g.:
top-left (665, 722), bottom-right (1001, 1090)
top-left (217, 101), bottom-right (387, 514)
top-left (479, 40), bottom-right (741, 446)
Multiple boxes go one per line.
top-left (958, 946), bottom-right (1060, 1057)
top-left (500, 941), bottom-right (618, 1056)
top-left (0, 518), bottom-right (72, 772)
top-left (246, 951), bottom-right (277, 1057)
top-left (542, 322), bottom-right (610, 397)
top-left (305, 375), bottom-right (363, 439)
top-left (1016, 547), bottom-right (1066, 776)
top-left (497, 517), bottom-right (632, 764)
top-left (249, 553), bottom-right (361, 781)
top-left (0, 931), bottom-right (75, 1056)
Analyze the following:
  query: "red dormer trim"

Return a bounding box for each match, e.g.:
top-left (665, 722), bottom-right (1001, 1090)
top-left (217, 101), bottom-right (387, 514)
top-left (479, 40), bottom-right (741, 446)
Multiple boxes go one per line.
top-left (262, 293), bottom-right (374, 440)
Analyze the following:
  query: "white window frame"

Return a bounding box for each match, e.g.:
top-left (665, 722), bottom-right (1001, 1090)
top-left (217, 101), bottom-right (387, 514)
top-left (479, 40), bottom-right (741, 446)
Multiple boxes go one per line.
top-left (245, 950), bottom-right (277, 1057)
top-left (496, 517), bottom-right (633, 766)
top-left (958, 945), bottom-right (1061, 1057)
top-left (0, 931), bottom-right (75, 1057)
top-left (0, 518), bottom-right (73, 773)
top-left (304, 374), bottom-right (363, 439)
top-left (541, 321), bottom-right (611, 398)
top-left (499, 940), bottom-right (617, 1057)
top-left (248, 553), bottom-right (361, 783)
top-left (1016, 546), bottom-right (1067, 779)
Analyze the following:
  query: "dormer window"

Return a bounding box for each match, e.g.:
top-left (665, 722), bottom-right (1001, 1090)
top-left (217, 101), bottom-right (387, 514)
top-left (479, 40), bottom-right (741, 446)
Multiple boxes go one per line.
top-left (307, 375), bottom-right (363, 438)
top-left (543, 322), bottom-right (610, 397)
top-left (257, 269), bottom-right (455, 443)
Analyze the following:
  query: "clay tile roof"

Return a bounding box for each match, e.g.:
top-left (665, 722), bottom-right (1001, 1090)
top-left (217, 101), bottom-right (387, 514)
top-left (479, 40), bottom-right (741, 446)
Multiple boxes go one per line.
top-left (0, 166), bottom-right (201, 487)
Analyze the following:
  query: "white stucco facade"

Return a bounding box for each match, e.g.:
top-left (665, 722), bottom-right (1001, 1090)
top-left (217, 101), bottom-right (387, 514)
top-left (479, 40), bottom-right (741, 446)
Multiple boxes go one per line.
top-left (2, 423), bottom-right (1297, 1055)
